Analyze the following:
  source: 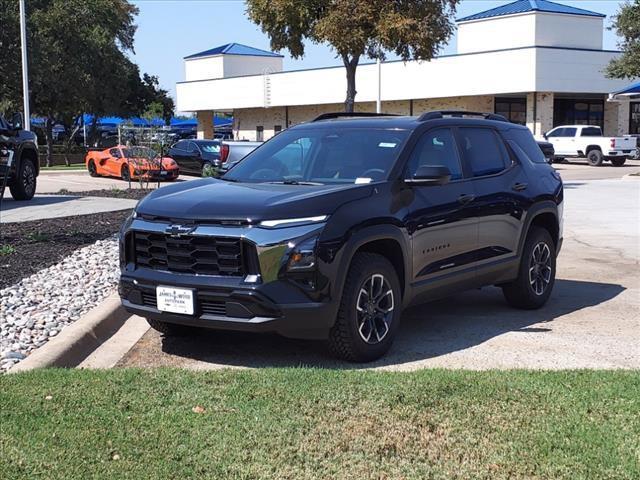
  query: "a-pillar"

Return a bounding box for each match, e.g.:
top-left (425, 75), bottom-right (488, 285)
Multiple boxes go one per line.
top-left (196, 110), bottom-right (214, 139)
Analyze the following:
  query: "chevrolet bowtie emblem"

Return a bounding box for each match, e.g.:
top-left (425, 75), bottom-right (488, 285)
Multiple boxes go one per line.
top-left (166, 224), bottom-right (196, 237)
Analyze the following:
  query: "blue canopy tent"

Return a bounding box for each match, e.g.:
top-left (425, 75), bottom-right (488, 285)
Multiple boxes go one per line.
top-left (609, 81), bottom-right (640, 100)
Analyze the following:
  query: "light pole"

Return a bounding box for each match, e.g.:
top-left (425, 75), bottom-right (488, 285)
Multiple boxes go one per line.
top-left (376, 58), bottom-right (382, 114)
top-left (19, 0), bottom-right (31, 130)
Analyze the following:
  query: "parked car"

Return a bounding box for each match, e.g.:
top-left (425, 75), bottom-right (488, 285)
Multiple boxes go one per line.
top-left (0, 112), bottom-right (39, 201)
top-left (85, 145), bottom-right (179, 181)
top-left (543, 125), bottom-right (635, 166)
top-left (118, 110), bottom-right (563, 362)
top-left (167, 139), bottom-right (225, 176)
top-left (537, 139), bottom-right (555, 164)
top-left (219, 140), bottom-right (263, 172)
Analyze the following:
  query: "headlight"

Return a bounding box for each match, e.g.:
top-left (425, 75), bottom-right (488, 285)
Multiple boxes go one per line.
top-left (259, 215), bottom-right (328, 229)
top-left (286, 236), bottom-right (317, 272)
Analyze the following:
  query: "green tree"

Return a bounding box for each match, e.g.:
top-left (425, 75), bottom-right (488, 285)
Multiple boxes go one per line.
top-left (607, 0), bottom-right (640, 79)
top-left (247, 0), bottom-right (459, 112)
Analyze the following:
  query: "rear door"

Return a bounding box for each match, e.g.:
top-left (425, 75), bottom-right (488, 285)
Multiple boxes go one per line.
top-left (457, 126), bottom-right (528, 283)
top-left (405, 127), bottom-right (479, 296)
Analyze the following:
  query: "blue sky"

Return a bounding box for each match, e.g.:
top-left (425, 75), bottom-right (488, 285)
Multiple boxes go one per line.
top-left (129, 0), bottom-right (624, 103)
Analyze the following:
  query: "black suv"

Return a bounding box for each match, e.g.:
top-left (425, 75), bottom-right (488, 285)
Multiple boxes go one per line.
top-left (119, 111), bottom-right (563, 362)
top-left (0, 112), bottom-right (39, 201)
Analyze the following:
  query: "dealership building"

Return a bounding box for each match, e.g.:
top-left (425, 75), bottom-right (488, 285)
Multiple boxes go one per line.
top-left (176, 0), bottom-right (636, 141)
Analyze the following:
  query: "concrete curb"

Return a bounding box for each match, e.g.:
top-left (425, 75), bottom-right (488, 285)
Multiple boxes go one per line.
top-left (9, 293), bottom-right (130, 373)
top-left (39, 169), bottom-right (87, 175)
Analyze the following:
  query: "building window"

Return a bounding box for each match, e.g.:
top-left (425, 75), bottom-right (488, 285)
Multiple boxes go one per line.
top-left (630, 102), bottom-right (640, 134)
top-left (274, 125), bottom-right (282, 135)
top-left (554, 99), bottom-right (604, 129)
top-left (495, 97), bottom-right (526, 125)
top-left (256, 126), bottom-right (264, 141)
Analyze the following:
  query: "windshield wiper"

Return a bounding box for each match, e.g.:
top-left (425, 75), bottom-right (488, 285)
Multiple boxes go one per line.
top-left (267, 180), bottom-right (324, 186)
top-left (219, 177), bottom-right (238, 182)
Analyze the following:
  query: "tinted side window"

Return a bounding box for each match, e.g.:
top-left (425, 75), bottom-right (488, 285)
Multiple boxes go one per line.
top-left (581, 127), bottom-right (602, 137)
top-left (406, 128), bottom-right (463, 181)
top-left (564, 128), bottom-right (577, 137)
top-left (109, 148), bottom-right (121, 158)
top-left (458, 128), bottom-right (508, 177)
top-left (546, 128), bottom-right (563, 138)
top-left (503, 128), bottom-right (546, 164)
top-left (173, 141), bottom-right (186, 150)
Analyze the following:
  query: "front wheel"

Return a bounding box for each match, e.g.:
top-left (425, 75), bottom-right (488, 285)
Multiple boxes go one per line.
top-left (87, 159), bottom-right (98, 177)
top-left (121, 163), bottom-right (131, 181)
top-left (9, 158), bottom-right (37, 200)
top-left (502, 226), bottom-right (556, 309)
top-left (328, 253), bottom-right (402, 362)
top-left (586, 149), bottom-right (604, 166)
top-left (610, 157), bottom-right (626, 167)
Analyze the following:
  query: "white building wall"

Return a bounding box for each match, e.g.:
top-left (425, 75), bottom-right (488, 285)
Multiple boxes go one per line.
top-left (185, 56), bottom-right (225, 81)
top-left (535, 13), bottom-right (603, 50)
top-left (457, 14), bottom-right (537, 54)
top-left (222, 55), bottom-right (283, 78)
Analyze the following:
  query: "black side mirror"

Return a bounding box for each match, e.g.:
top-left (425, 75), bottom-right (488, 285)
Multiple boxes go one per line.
top-left (542, 132), bottom-right (548, 140)
top-left (11, 112), bottom-right (24, 130)
top-left (406, 165), bottom-right (451, 186)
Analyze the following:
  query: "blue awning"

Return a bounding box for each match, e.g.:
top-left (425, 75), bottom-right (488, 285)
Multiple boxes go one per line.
top-left (611, 81), bottom-right (640, 97)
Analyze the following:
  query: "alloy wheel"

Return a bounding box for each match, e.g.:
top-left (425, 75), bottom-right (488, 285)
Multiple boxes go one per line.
top-left (23, 162), bottom-right (36, 197)
top-left (529, 242), bottom-right (552, 296)
top-left (355, 274), bottom-right (394, 344)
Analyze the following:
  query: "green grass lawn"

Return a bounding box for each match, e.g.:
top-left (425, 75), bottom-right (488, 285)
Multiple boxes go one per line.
top-left (40, 163), bottom-right (86, 171)
top-left (1, 369), bottom-right (638, 479)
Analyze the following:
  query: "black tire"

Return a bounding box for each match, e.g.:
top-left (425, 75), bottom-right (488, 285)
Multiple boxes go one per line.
top-left (121, 163), bottom-right (131, 181)
top-left (328, 253), bottom-right (402, 362)
top-left (145, 318), bottom-right (192, 336)
top-left (9, 158), bottom-right (37, 201)
top-left (586, 149), bottom-right (604, 166)
top-left (502, 226), bottom-right (556, 310)
top-left (611, 157), bottom-right (626, 167)
top-left (88, 159), bottom-right (98, 177)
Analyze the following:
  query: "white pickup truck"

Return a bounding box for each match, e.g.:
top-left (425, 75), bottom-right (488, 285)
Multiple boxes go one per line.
top-left (542, 125), bottom-right (635, 166)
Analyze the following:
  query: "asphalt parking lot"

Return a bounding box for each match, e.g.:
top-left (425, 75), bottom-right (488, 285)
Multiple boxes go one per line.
top-left (114, 168), bottom-right (640, 371)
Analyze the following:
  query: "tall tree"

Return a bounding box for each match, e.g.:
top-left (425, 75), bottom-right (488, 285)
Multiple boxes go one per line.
top-left (607, 0), bottom-right (640, 79)
top-left (247, 0), bottom-right (459, 112)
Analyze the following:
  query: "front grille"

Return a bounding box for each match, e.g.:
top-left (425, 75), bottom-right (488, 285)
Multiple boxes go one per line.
top-left (134, 232), bottom-right (244, 276)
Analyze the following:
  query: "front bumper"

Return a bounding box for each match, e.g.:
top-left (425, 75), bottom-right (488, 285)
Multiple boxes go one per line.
top-left (118, 216), bottom-right (336, 339)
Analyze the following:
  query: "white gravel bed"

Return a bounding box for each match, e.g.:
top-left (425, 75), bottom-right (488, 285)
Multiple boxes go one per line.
top-left (1, 236), bottom-right (119, 372)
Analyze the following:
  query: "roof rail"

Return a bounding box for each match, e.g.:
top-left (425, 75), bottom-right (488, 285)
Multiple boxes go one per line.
top-left (417, 110), bottom-right (509, 122)
top-left (311, 112), bottom-right (399, 122)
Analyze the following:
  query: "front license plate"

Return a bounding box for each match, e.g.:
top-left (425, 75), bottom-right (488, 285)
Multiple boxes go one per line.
top-left (156, 286), bottom-right (194, 315)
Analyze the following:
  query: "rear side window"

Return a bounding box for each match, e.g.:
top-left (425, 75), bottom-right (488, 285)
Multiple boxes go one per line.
top-left (503, 128), bottom-right (546, 163)
top-left (458, 128), bottom-right (509, 177)
top-left (581, 127), bottom-right (602, 137)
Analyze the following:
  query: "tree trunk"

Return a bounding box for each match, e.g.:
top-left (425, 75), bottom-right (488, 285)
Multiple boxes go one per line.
top-left (45, 117), bottom-right (54, 168)
top-left (342, 54), bottom-right (360, 113)
top-left (65, 117), bottom-right (82, 167)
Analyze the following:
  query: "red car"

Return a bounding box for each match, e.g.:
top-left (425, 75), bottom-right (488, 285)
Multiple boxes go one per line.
top-left (85, 145), bottom-right (179, 181)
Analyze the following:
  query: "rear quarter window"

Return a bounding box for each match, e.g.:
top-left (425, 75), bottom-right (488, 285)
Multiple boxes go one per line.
top-left (581, 127), bottom-right (602, 137)
top-left (504, 128), bottom-right (547, 164)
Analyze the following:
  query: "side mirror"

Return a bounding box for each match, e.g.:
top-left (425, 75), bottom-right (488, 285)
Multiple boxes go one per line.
top-left (11, 112), bottom-right (24, 131)
top-left (406, 165), bottom-right (451, 186)
top-left (542, 132), bottom-right (548, 140)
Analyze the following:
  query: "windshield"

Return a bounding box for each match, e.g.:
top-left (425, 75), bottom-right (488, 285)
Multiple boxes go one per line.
top-left (223, 127), bottom-right (409, 184)
top-left (197, 141), bottom-right (221, 154)
top-left (123, 146), bottom-right (158, 159)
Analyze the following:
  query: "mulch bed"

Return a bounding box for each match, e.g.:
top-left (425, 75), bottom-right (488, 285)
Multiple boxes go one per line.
top-left (51, 188), bottom-right (153, 201)
top-left (0, 210), bottom-right (132, 289)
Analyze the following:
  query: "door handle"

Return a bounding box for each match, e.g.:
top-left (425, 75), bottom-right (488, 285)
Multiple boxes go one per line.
top-left (457, 193), bottom-right (475, 205)
top-left (512, 182), bottom-right (528, 192)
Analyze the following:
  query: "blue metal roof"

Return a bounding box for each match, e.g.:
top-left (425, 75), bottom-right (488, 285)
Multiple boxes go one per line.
top-left (457, 0), bottom-right (605, 22)
top-left (184, 42), bottom-right (283, 60)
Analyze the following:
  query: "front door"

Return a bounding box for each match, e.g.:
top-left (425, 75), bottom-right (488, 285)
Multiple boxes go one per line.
top-left (546, 127), bottom-right (577, 156)
top-left (404, 127), bottom-right (478, 298)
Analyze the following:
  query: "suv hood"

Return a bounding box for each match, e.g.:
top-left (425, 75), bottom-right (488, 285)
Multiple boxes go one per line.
top-left (135, 178), bottom-right (373, 222)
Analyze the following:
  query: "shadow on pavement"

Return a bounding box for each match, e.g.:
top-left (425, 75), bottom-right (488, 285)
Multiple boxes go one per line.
top-left (152, 278), bottom-right (625, 369)
top-left (0, 194), bottom-right (79, 212)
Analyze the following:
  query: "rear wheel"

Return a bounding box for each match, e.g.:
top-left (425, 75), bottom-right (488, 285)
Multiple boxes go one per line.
top-left (87, 159), bottom-right (98, 177)
top-left (586, 149), bottom-right (604, 166)
top-left (121, 163), bottom-right (131, 181)
top-left (328, 253), bottom-right (401, 362)
top-left (611, 157), bottom-right (626, 167)
top-left (9, 158), bottom-right (37, 200)
top-left (502, 226), bottom-right (556, 309)
top-left (146, 318), bottom-right (192, 336)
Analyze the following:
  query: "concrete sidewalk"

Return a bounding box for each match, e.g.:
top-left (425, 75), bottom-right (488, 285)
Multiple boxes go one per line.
top-left (0, 194), bottom-right (137, 223)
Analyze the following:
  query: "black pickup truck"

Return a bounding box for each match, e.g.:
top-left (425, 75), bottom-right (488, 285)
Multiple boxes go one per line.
top-left (0, 112), bottom-right (39, 200)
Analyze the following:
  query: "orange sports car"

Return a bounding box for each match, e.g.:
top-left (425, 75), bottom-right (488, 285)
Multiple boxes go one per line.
top-left (85, 145), bottom-right (179, 181)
